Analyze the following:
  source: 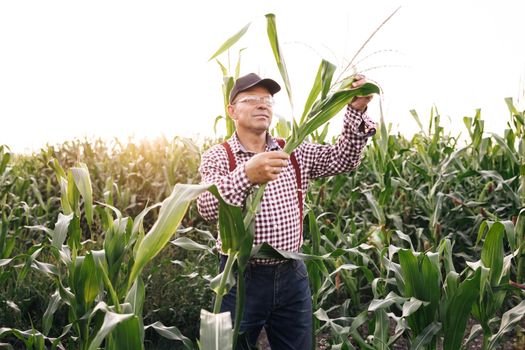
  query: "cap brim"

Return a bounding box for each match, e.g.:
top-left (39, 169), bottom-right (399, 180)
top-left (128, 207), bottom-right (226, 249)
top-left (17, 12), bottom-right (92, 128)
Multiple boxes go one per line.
top-left (229, 78), bottom-right (281, 104)
top-left (253, 78), bottom-right (281, 96)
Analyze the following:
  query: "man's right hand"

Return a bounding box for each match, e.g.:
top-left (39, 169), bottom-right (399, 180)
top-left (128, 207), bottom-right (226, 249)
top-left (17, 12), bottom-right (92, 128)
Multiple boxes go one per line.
top-left (244, 151), bottom-right (290, 184)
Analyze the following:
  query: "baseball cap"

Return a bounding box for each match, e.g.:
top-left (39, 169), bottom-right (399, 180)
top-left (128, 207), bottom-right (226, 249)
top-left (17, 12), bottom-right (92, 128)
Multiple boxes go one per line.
top-left (229, 73), bottom-right (281, 104)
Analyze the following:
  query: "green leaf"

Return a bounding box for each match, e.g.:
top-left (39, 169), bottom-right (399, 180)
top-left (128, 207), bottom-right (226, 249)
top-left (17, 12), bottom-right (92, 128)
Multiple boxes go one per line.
top-left (206, 186), bottom-right (250, 265)
top-left (368, 291), bottom-right (406, 311)
top-left (71, 163), bottom-right (94, 228)
top-left (106, 315), bottom-right (143, 350)
top-left (301, 60), bottom-right (336, 124)
top-left (42, 290), bottom-right (62, 335)
top-left (87, 304), bottom-right (135, 350)
top-left (66, 170), bottom-right (80, 214)
top-left (442, 268), bottom-right (481, 350)
top-left (491, 133), bottom-right (519, 165)
top-left (145, 321), bottom-right (194, 349)
top-left (410, 109), bottom-right (424, 132)
top-left (410, 322), bottom-right (441, 350)
top-left (373, 309), bottom-right (389, 350)
top-left (209, 22), bottom-right (251, 61)
top-left (402, 297), bottom-right (427, 318)
top-left (171, 237), bottom-right (213, 253)
top-left (275, 115), bottom-right (290, 138)
top-left (481, 222), bottom-right (505, 286)
top-left (364, 191), bottom-right (385, 224)
top-left (48, 158), bottom-right (66, 181)
top-left (125, 278), bottom-right (145, 317)
top-left (0, 149), bottom-right (11, 175)
top-left (213, 115), bottom-right (224, 135)
top-left (31, 260), bottom-right (59, 276)
top-left (210, 262), bottom-right (236, 296)
top-left (251, 242), bottom-right (323, 261)
top-left (78, 252), bottom-right (100, 307)
top-left (284, 82), bottom-right (380, 153)
top-left (52, 213), bottom-right (74, 250)
top-left (488, 300), bottom-right (525, 349)
top-left (266, 13), bottom-right (293, 109)
top-left (464, 324), bottom-right (483, 347)
top-left (199, 310), bottom-right (233, 350)
top-left (128, 184), bottom-right (211, 289)
top-left (398, 250), bottom-right (440, 337)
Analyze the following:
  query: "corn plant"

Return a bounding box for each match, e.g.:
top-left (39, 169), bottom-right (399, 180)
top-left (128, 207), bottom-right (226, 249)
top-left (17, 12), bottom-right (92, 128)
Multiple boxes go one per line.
top-left (466, 221), bottom-right (525, 349)
top-left (0, 159), bottom-right (230, 349)
top-left (365, 219), bottom-right (524, 350)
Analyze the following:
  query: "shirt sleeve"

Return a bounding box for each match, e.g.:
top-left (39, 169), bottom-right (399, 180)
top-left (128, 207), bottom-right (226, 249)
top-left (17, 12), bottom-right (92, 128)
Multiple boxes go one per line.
top-left (299, 105), bottom-right (375, 179)
top-left (197, 145), bottom-right (253, 222)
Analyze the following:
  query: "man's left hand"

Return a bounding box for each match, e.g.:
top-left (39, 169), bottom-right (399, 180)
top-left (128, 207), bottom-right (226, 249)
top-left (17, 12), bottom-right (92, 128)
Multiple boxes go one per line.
top-left (349, 74), bottom-right (374, 112)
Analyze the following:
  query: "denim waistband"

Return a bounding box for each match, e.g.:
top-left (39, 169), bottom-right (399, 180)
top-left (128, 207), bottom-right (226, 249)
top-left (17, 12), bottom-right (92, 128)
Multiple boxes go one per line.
top-left (219, 254), bottom-right (292, 270)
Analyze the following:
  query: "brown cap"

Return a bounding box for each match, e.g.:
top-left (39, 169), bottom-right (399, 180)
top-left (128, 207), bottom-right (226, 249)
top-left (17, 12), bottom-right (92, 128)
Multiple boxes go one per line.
top-left (229, 73), bottom-right (281, 104)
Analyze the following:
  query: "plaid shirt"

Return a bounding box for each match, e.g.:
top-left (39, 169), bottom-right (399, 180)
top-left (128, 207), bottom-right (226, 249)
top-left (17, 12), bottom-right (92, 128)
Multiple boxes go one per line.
top-left (197, 105), bottom-right (375, 261)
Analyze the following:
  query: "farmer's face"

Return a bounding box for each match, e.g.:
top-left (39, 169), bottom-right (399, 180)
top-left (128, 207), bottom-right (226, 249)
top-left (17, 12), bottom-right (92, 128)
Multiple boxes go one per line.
top-left (228, 86), bottom-right (274, 135)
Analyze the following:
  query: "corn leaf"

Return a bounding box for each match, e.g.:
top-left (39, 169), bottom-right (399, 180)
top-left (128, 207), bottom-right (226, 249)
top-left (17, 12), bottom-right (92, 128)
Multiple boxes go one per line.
top-left (145, 321), bottom-right (193, 349)
top-left (442, 268), bottom-right (481, 350)
top-left (204, 186), bottom-right (246, 255)
top-left (59, 177), bottom-right (72, 215)
top-left (464, 324), bottom-right (483, 347)
top-left (87, 304), bottom-right (135, 350)
top-left (368, 291), bottom-right (406, 311)
top-left (0, 149), bottom-right (11, 175)
top-left (106, 314), bottom-right (143, 350)
top-left (125, 277), bottom-right (145, 317)
top-left (488, 300), bottom-right (525, 349)
top-left (42, 290), bottom-right (62, 335)
top-left (373, 309), bottom-right (389, 350)
top-left (283, 83), bottom-right (380, 154)
top-left (410, 321), bottom-right (441, 350)
top-left (402, 297), bottom-right (427, 318)
top-left (71, 163), bottom-right (94, 228)
top-left (301, 60), bottom-right (337, 124)
top-left (209, 23), bottom-right (250, 61)
top-left (51, 213), bottom-right (74, 250)
top-left (171, 237), bottom-right (212, 253)
top-left (199, 310), bottom-right (233, 350)
top-left (266, 13), bottom-right (293, 109)
top-left (78, 252), bottom-right (99, 307)
top-left (128, 184), bottom-right (211, 289)
top-left (67, 170), bottom-right (80, 214)
top-left (481, 222), bottom-right (505, 286)
top-left (398, 250), bottom-right (440, 339)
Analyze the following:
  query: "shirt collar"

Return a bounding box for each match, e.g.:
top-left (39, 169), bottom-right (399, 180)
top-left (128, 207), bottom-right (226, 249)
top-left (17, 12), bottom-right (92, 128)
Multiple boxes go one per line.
top-left (229, 132), bottom-right (281, 154)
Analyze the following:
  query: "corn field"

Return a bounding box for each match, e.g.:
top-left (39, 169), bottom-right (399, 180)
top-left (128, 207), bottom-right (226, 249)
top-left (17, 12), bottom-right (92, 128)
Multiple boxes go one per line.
top-left (1, 13), bottom-right (525, 350)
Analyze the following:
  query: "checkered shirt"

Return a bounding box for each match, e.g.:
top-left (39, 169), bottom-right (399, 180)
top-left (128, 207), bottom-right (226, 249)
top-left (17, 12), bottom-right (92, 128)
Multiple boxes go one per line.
top-left (197, 105), bottom-right (375, 263)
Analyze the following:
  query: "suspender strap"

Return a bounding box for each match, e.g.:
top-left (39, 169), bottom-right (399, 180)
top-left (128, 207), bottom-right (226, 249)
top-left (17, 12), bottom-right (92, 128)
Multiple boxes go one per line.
top-left (221, 141), bottom-right (236, 172)
top-left (221, 139), bottom-right (304, 249)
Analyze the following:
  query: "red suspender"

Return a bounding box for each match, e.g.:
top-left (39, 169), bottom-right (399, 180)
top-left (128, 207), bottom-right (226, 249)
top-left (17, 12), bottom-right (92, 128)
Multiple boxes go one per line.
top-left (221, 141), bottom-right (236, 172)
top-left (221, 139), bottom-right (303, 249)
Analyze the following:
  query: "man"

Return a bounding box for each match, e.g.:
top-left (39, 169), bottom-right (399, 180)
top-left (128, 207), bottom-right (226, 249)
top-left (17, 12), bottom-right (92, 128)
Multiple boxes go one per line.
top-left (197, 72), bottom-right (376, 349)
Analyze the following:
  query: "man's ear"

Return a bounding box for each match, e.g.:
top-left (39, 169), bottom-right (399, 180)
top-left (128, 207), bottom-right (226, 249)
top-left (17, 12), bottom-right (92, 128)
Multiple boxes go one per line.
top-left (227, 105), bottom-right (237, 120)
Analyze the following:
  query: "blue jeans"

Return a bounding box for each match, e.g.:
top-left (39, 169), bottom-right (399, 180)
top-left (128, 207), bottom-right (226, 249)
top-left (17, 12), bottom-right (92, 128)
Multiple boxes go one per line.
top-left (220, 256), bottom-right (313, 350)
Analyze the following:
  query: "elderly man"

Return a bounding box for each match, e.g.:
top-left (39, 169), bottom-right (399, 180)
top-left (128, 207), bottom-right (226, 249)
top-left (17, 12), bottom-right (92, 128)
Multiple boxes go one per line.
top-left (197, 72), bottom-right (375, 349)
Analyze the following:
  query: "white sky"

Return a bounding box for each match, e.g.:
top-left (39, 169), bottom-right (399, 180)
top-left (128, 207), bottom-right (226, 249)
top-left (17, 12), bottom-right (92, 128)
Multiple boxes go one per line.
top-left (1, 0), bottom-right (524, 154)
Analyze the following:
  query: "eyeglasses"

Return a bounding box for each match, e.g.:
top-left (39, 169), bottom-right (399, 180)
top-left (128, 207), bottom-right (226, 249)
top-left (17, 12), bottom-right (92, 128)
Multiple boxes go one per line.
top-left (233, 95), bottom-right (275, 107)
